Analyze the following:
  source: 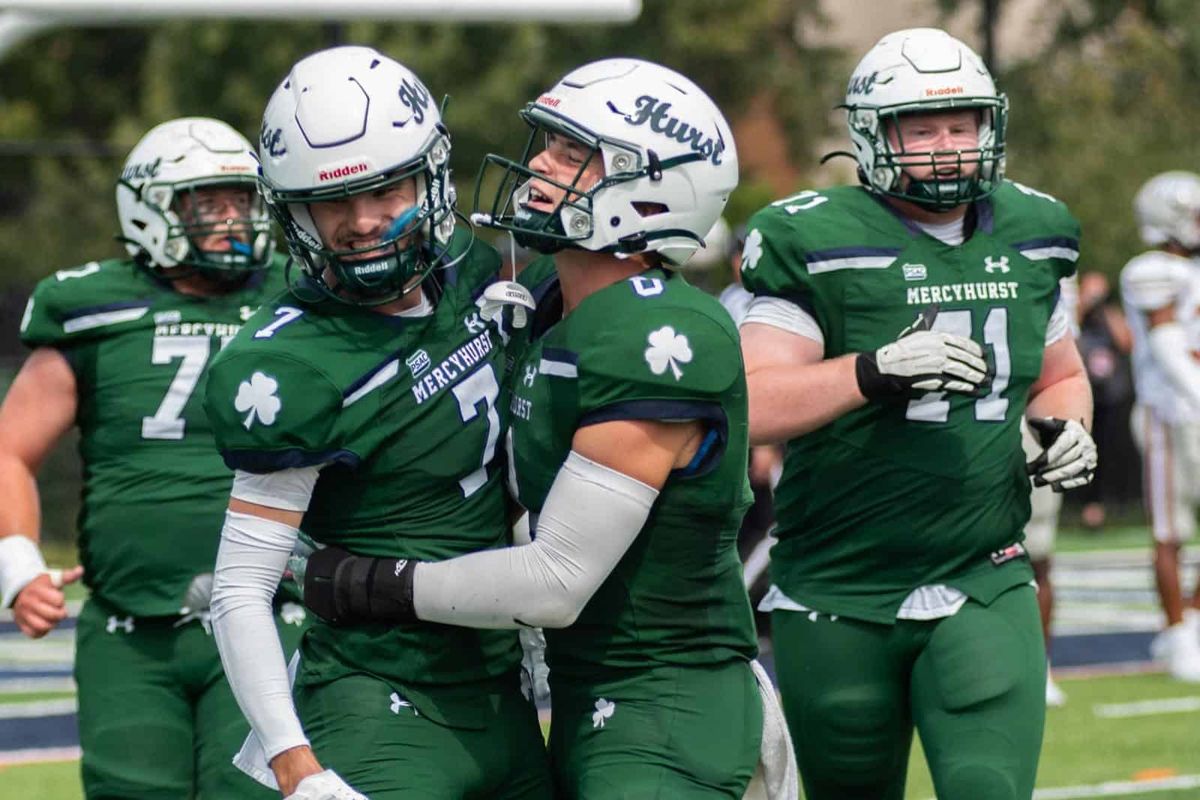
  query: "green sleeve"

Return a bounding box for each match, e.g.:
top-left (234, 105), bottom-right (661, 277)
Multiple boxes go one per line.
top-left (19, 260), bottom-right (150, 348)
top-left (574, 302), bottom-right (740, 425)
top-left (203, 349), bottom-right (348, 473)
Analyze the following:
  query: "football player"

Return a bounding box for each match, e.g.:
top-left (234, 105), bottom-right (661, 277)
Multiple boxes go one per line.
top-left (0, 117), bottom-right (298, 798)
top-left (1120, 170), bottom-right (1200, 682)
top-left (300, 58), bottom-right (795, 799)
top-left (204, 46), bottom-right (551, 800)
top-left (738, 28), bottom-right (1096, 799)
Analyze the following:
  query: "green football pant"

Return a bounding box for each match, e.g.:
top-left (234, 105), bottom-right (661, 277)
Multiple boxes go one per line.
top-left (295, 671), bottom-right (552, 799)
top-left (548, 660), bottom-right (762, 799)
top-left (772, 585), bottom-right (1046, 800)
top-left (75, 595), bottom-right (308, 799)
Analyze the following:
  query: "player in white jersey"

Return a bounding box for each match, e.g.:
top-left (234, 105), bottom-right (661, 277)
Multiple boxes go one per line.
top-left (1120, 170), bottom-right (1200, 682)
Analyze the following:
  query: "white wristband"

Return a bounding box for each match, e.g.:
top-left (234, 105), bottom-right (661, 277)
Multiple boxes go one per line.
top-left (0, 535), bottom-right (49, 608)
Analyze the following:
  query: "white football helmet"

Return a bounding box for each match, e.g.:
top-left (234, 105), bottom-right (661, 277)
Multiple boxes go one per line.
top-left (258, 45), bottom-right (457, 305)
top-left (1134, 171), bottom-right (1200, 250)
top-left (474, 58), bottom-right (738, 266)
top-left (116, 117), bottom-right (273, 276)
top-left (842, 28), bottom-right (1007, 210)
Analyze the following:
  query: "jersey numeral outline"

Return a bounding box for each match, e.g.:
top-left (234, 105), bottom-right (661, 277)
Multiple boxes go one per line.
top-left (905, 307), bottom-right (1010, 423)
top-left (55, 262), bottom-right (101, 282)
top-left (253, 306), bottom-right (304, 339)
top-left (452, 363), bottom-right (502, 497)
top-left (770, 190), bottom-right (828, 214)
top-left (141, 334), bottom-right (234, 440)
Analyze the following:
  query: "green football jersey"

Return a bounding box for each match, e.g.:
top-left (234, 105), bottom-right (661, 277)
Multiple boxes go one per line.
top-left (740, 181), bottom-right (1080, 623)
top-left (205, 230), bottom-right (521, 700)
top-left (19, 256), bottom-right (288, 616)
top-left (508, 265), bottom-right (757, 677)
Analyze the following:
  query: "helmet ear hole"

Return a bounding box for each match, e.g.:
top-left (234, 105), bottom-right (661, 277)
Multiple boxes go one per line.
top-left (633, 202), bottom-right (668, 218)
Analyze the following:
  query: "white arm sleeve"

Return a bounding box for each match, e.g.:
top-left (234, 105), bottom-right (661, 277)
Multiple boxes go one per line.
top-left (230, 467), bottom-right (322, 512)
top-left (211, 510), bottom-right (308, 761)
top-left (1148, 322), bottom-right (1200, 408)
top-left (413, 451), bottom-right (658, 629)
top-left (741, 296), bottom-right (825, 348)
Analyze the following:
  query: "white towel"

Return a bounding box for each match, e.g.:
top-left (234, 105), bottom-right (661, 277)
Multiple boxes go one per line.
top-left (743, 658), bottom-right (801, 800)
top-left (232, 650), bottom-right (302, 790)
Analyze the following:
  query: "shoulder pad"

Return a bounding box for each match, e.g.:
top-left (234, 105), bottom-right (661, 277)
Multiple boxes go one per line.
top-left (204, 347), bottom-right (348, 473)
top-left (572, 279), bottom-right (741, 420)
top-left (20, 259), bottom-right (152, 347)
top-left (1121, 251), bottom-right (1192, 312)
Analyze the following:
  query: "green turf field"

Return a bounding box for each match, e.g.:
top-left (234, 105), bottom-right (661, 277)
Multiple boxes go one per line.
top-left (4, 670), bottom-right (1197, 799)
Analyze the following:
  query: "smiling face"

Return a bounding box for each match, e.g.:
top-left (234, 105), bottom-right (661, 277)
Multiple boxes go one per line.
top-left (307, 177), bottom-right (420, 260)
top-left (885, 108), bottom-right (982, 185)
top-left (522, 131), bottom-right (606, 214)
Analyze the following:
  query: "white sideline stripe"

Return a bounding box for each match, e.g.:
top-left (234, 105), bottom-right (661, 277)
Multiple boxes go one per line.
top-left (806, 255), bottom-right (894, 274)
top-left (0, 677), bottom-right (76, 693)
top-left (1032, 774), bottom-right (1200, 799)
top-left (0, 698), bottom-right (77, 719)
top-left (0, 746), bottom-right (81, 766)
top-left (1093, 696), bottom-right (1200, 718)
top-left (1020, 246), bottom-right (1080, 262)
top-left (538, 359), bottom-right (577, 379)
top-left (342, 360), bottom-right (399, 407)
top-left (62, 306), bottom-right (148, 333)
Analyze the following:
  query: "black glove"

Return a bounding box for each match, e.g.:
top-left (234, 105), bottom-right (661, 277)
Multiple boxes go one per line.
top-left (303, 546), bottom-right (418, 625)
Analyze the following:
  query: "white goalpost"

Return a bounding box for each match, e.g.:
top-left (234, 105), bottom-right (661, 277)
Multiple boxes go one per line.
top-left (0, 0), bottom-right (642, 58)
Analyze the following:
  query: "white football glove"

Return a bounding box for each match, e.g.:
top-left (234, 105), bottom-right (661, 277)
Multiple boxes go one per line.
top-left (856, 308), bottom-right (989, 402)
top-left (478, 281), bottom-right (536, 330)
top-left (284, 769), bottom-right (367, 800)
top-left (1026, 417), bottom-right (1098, 492)
top-left (519, 627), bottom-right (551, 702)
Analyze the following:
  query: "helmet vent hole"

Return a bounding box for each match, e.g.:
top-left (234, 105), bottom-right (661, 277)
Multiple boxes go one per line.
top-left (370, 59), bottom-right (380, 69)
top-left (609, 216), bottom-right (620, 227)
top-left (633, 202), bottom-right (668, 218)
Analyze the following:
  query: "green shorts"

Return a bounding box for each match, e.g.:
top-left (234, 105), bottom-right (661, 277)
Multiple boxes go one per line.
top-left (548, 660), bottom-right (762, 799)
top-left (772, 584), bottom-right (1046, 800)
top-left (295, 670), bottom-right (552, 799)
top-left (75, 595), bottom-right (308, 799)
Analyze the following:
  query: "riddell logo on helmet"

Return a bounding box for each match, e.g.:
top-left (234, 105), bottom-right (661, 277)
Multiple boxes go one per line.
top-left (537, 95), bottom-right (561, 108)
top-left (317, 163), bottom-right (369, 182)
top-left (925, 86), bottom-right (965, 97)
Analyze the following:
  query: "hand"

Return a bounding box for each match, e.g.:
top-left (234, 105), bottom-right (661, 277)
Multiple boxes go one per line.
top-left (303, 546), bottom-right (417, 625)
top-left (284, 769), bottom-right (367, 800)
top-left (855, 308), bottom-right (989, 402)
top-left (478, 280), bottom-right (536, 329)
top-left (180, 572), bottom-right (213, 615)
top-left (13, 567), bottom-right (83, 639)
top-left (1026, 417), bottom-right (1097, 492)
top-left (285, 533), bottom-right (317, 586)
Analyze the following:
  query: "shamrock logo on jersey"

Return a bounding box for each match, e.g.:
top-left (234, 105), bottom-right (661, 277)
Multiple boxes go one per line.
top-left (592, 698), bottom-right (616, 729)
top-left (234, 371), bottom-right (281, 429)
top-left (645, 326), bottom-right (693, 381)
top-left (740, 228), bottom-right (764, 271)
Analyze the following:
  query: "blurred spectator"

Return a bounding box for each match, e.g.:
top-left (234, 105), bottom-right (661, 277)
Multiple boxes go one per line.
top-left (1075, 270), bottom-right (1137, 527)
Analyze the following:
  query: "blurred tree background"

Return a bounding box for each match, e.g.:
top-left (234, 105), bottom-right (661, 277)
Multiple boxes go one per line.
top-left (0, 0), bottom-right (1193, 543)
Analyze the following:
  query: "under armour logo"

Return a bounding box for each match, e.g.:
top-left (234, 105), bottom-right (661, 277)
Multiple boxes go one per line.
top-left (592, 698), bottom-right (616, 729)
top-left (389, 691), bottom-right (414, 715)
top-left (984, 256), bottom-right (1010, 274)
top-left (464, 313), bottom-right (485, 334)
top-left (106, 615), bottom-right (135, 634)
top-left (523, 364), bottom-right (537, 388)
top-left (806, 611), bottom-right (840, 623)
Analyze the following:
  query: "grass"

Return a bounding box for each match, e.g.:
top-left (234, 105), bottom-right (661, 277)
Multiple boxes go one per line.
top-left (904, 672), bottom-right (1200, 798)
top-left (6, 671), bottom-right (1197, 800)
top-left (0, 691), bottom-right (75, 705)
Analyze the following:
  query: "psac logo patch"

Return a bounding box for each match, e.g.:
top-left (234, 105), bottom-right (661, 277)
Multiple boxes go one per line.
top-left (623, 95), bottom-right (726, 165)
